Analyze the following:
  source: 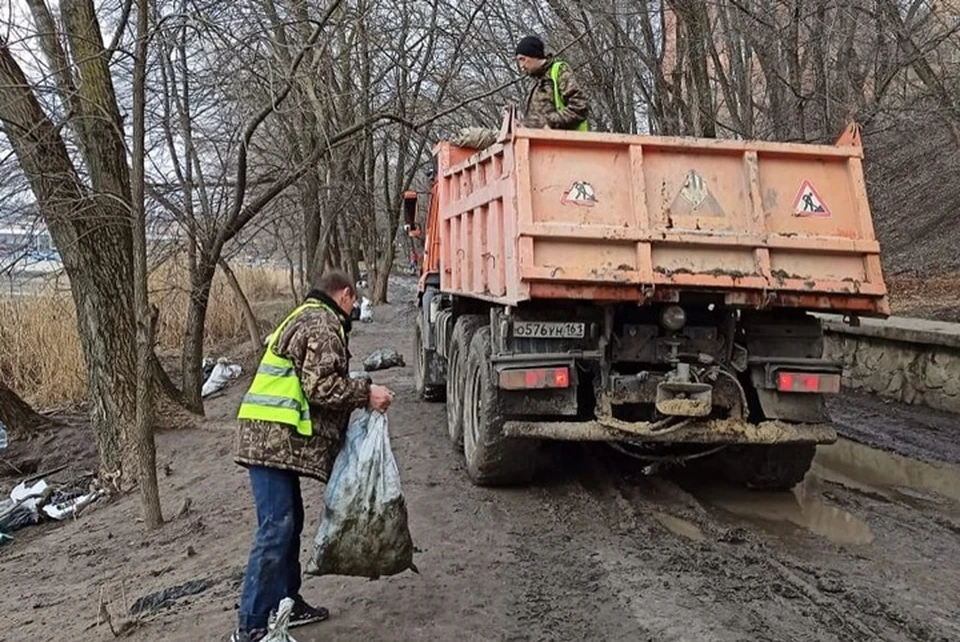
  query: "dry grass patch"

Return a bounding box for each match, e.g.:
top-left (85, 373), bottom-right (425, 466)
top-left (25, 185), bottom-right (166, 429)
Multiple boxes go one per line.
top-left (0, 258), bottom-right (289, 407)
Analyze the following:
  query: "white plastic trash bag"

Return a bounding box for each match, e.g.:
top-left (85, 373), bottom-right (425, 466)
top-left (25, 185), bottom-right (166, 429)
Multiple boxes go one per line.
top-left (306, 410), bottom-right (418, 579)
top-left (360, 297), bottom-right (373, 323)
top-left (201, 358), bottom-right (242, 397)
top-left (262, 598), bottom-right (298, 642)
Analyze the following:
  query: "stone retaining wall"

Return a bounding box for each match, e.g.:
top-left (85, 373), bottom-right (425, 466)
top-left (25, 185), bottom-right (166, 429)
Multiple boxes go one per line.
top-left (821, 315), bottom-right (960, 414)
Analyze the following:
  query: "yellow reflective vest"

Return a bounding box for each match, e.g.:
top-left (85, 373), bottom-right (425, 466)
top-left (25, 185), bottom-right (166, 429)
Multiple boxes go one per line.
top-left (236, 300), bottom-right (345, 436)
top-left (549, 60), bottom-right (588, 132)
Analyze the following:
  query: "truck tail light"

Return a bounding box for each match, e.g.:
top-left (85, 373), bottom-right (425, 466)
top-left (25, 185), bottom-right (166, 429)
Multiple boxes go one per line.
top-left (499, 367), bottom-right (570, 390)
top-left (777, 371), bottom-right (841, 394)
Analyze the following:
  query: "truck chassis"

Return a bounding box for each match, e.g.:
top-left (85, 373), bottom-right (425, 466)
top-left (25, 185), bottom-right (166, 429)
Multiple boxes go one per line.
top-left (414, 278), bottom-right (840, 489)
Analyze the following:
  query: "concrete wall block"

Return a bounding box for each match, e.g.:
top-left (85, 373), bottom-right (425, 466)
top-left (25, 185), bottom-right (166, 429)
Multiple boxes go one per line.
top-left (824, 328), bottom-right (960, 414)
top-left (923, 351), bottom-right (953, 390)
top-left (943, 375), bottom-right (960, 398)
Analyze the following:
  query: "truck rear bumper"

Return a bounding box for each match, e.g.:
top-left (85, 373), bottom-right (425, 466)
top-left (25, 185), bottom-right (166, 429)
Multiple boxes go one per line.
top-left (502, 418), bottom-right (837, 445)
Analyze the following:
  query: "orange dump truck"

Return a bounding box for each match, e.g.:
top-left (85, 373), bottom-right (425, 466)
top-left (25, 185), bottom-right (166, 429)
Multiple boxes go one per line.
top-left (403, 111), bottom-right (888, 489)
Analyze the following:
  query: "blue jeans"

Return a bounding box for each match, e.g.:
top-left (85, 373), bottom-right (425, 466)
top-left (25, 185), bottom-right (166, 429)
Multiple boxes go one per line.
top-left (238, 466), bottom-right (305, 631)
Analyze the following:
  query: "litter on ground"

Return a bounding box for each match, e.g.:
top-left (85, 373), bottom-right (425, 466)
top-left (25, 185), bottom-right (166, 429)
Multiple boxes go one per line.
top-left (363, 348), bottom-right (405, 372)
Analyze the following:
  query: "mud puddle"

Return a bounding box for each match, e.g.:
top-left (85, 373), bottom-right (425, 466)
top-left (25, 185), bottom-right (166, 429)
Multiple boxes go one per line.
top-left (691, 477), bottom-right (874, 546)
top-left (814, 437), bottom-right (960, 503)
top-left (680, 437), bottom-right (960, 545)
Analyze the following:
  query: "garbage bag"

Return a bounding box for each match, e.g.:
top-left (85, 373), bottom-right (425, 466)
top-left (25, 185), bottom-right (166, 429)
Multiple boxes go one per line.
top-left (202, 358), bottom-right (242, 397)
top-left (306, 410), bottom-right (417, 579)
top-left (0, 499), bottom-right (39, 532)
top-left (362, 348), bottom-right (405, 372)
top-left (360, 297), bottom-right (373, 323)
top-left (450, 126), bottom-right (498, 150)
top-left (0, 480), bottom-right (48, 532)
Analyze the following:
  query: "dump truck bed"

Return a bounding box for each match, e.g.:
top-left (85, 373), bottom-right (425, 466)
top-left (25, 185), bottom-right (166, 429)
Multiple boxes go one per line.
top-left (427, 118), bottom-right (888, 316)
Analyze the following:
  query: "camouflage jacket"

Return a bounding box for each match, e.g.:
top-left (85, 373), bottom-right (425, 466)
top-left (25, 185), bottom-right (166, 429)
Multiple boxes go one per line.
top-left (522, 58), bottom-right (589, 130)
top-left (235, 293), bottom-right (370, 481)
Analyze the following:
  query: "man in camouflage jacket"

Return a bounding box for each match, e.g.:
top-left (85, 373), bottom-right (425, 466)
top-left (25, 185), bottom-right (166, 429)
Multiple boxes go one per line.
top-left (232, 270), bottom-right (393, 642)
top-left (515, 35), bottom-right (589, 130)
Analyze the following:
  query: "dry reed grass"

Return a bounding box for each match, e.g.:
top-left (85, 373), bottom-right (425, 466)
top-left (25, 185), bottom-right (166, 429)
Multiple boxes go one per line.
top-left (0, 258), bottom-right (289, 407)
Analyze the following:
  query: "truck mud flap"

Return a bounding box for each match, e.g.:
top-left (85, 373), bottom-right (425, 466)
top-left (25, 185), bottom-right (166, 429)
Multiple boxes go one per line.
top-left (502, 418), bottom-right (837, 445)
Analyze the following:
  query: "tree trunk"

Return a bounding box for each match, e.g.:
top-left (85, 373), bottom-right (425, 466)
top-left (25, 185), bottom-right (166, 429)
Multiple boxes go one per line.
top-left (372, 247), bottom-right (392, 303)
top-left (309, 207), bottom-right (340, 286)
top-left (670, 0), bottom-right (716, 138)
top-left (180, 258), bottom-right (215, 414)
top-left (302, 166), bottom-right (324, 286)
top-left (218, 257), bottom-right (262, 346)
top-left (132, 0), bottom-right (163, 528)
top-left (0, 382), bottom-right (52, 434)
top-left (328, 224), bottom-right (343, 273)
top-left (343, 221), bottom-right (361, 284)
top-left (0, 42), bottom-right (138, 487)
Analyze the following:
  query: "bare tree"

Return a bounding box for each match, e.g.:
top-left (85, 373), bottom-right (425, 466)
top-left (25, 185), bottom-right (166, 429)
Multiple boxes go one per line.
top-left (1, 3), bottom-right (140, 486)
top-left (133, 0), bottom-right (163, 528)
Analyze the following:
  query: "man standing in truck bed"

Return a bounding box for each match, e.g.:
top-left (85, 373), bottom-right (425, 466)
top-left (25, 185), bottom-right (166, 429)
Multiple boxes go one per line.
top-left (515, 35), bottom-right (589, 131)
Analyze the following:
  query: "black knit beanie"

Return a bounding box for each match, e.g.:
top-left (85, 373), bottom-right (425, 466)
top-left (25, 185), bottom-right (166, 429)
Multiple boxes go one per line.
top-left (515, 35), bottom-right (546, 59)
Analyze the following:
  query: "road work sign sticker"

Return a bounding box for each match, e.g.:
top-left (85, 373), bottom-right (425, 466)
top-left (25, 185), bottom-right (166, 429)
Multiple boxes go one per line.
top-left (562, 181), bottom-right (597, 207)
top-left (792, 180), bottom-right (831, 217)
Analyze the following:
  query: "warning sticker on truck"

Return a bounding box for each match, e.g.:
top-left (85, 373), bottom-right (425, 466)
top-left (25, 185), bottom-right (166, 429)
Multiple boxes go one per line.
top-left (561, 181), bottom-right (597, 207)
top-left (792, 180), bottom-right (831, 217)
top-left (670, 170), bottom-right (724, 217)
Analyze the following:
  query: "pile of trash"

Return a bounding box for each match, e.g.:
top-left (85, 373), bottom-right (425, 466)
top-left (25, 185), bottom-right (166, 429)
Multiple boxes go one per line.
top-left (0, 476), bottom-right (104, 543)
top-left (363, 348), bottom-right (405, 372)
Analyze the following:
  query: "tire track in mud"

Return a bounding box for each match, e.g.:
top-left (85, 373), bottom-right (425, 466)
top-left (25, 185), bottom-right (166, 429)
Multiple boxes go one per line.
top-left (499, 475), bottom-right (657, 642)
top-left (583, 453), bottom-right (877, 642)
top-left (599, 449), bottom-right (960, 642)
top-left (611, 475), bottom-right (883, 641)
top-left (499, 448), bottom-right (757, 642)
top-left (501, 443), bottom-right (958, 642)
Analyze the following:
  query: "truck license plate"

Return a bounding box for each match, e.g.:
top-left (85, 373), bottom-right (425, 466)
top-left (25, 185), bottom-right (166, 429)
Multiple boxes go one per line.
top-left (513, 321), bottom-right (586, 339)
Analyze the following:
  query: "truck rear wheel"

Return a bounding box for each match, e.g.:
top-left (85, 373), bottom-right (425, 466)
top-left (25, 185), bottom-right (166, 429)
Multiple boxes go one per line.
top-left (446, 315), bottom-right (485, 447)
top-left (719, 444), bottom-right (816, 491)
top-left (462, 327), bottom-right (537, 486)
top-left (414, 322), bottom-right (444, 402)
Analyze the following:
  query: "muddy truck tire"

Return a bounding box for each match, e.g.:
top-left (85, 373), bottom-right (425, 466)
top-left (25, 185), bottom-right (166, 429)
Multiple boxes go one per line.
top-left (414, 322), bottom-right (444, 402)
top-left (462, 327), bottom-right (538, 486)
top-left (718, 444), bottom-right (817, 491)
top-left (446, 315), bottom-right (486, 447)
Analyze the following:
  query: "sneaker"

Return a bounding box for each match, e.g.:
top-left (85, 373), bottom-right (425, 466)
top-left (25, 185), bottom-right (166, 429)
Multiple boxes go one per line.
top-left (230, 629), bottom-right (266, 642)
top-left (288, 598), bottom-right (330, 628)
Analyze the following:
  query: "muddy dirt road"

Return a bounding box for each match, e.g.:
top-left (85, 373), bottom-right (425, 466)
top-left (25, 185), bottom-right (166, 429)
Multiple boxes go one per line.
top-left (3, 292), bottom-right (960, 642)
